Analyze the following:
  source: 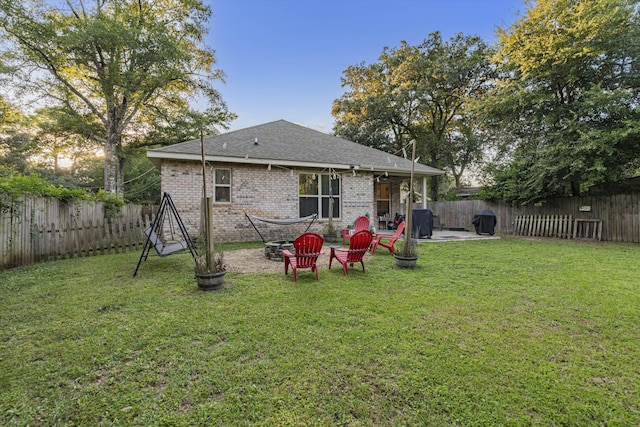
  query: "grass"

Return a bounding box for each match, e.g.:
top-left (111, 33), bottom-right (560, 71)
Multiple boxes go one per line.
top-left (1, 237), bottom-right (639, 426)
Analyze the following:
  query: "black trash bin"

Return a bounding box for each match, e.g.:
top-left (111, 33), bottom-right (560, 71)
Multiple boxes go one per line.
top-left (412, 209), bottom-right (434, 239)
top-left (471, 210), bottom-right (497, 235)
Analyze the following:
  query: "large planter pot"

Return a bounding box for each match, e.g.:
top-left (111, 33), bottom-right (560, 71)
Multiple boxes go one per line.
top-left (394, 254), bottom-right (418, 269)
top-left (196, 271), bottom-right (226, 291)
top-left (323, 233), bottom-right (338, 243)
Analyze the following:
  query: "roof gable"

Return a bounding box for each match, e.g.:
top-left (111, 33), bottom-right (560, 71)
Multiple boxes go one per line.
top-left (148, 119), bottom-right (443, 176)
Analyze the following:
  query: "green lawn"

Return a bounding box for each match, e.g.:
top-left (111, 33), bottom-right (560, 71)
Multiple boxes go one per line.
top-left (1, 237), bottom-right (639, 426)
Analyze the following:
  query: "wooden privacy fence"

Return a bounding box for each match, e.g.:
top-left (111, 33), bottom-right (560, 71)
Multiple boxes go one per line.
top-left (29, 217), bottom-right (153, 264)
top-left (427, 192), bottom-right (640, 243)
top-left (1, 196), bottom-right (158, 269)
top-left (513, 215), bottom-right (573, 239)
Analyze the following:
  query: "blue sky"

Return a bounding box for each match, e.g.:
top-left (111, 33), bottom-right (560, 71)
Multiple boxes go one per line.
top-left (207, 0), bottom-right (526, 133)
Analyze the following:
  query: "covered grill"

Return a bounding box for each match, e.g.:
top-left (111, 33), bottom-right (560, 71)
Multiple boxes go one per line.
top-left (471, 210), bottom-right (497, 235)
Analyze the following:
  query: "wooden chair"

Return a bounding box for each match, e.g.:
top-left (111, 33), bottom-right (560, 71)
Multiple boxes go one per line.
top-left (329, 230), bottom-right (373, 276)
top-left (283, 232), bottom-right (324, 282)
top-left (370, 221), bottom-right (405, 255)
top-left (342, 215), bottom-right (370, 245)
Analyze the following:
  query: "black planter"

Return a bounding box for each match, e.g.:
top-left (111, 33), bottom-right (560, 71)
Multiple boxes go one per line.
top-left (196, 271), bottom-right (226, 290)
top-left (394, 254), bottom-right (418, 269)
top-left (323, 233), bottom-right (338, 243)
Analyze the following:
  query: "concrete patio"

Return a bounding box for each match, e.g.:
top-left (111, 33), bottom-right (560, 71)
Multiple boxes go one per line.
top-left (375, 229), bottom-right (500, 242)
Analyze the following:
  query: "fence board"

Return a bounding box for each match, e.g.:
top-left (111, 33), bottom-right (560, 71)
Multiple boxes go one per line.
top-left (428, 193), bottom-right (639, 243)
top-left (0, 200), bottom-right (155, 269)
top-left (2, 192), bottom-right (640, 269)
top-left (512, 214), bottom-right (573, 239)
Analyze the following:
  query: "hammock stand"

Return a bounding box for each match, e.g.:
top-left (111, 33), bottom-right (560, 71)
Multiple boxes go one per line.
top-left (133, 192), bottom-right (197, 276)
top-left (245, 213), bottom-right (317, 243)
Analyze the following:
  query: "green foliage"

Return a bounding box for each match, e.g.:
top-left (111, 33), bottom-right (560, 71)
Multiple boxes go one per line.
top-left (0, 0), bottom-right (234, 196)
top-left (323, 221), bottom-right (338, 235)
top-left (0, 174), bottom-right (87, 201)
top-left (0, 174), bottom-right (124, 217)
top-left (93, 190), bottom-right (125, 219)
top-left (121, 149), bottom-right (161, 205)
top-left (333, 32), bottom-right (496, 200)
top-left (0, 133), bottom-right (36, 174)
top-left (395, 238), bottom-right (418, 257)
top-left (0, 95), bottom-right (21, 127)
top-left (1, 239), bottom-right (639, 425)
top-left (481, 0), bottom-right (640, 204)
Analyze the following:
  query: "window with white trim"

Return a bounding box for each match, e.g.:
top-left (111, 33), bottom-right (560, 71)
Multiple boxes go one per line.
top-left (299, 173), bottom-right (340, 219)
top-left (213, 168), bottom-right (231, 203)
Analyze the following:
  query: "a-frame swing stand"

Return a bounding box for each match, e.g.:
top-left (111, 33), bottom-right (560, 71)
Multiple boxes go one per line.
top-left (133, 192), bottom-right (197, 277)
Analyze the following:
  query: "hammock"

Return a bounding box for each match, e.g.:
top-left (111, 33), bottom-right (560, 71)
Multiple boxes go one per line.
top-left (245, 213), bottom-right (317, 242)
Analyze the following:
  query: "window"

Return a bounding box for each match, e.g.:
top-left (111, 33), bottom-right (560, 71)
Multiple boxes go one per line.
top-left (299, 173), bottom-right (340, 219)
top-left (213, 168), bottom-right (231, 203)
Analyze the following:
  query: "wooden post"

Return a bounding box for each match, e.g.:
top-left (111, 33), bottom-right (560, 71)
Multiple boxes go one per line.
top-left (200, 126), bottom-right (214, 269)
top-left (403, 140), bottom-right (417, 256)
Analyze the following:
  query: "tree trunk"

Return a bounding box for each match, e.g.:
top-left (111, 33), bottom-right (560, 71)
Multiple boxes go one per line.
top-left (104, 114), bottom-right (124, 197)
top-left (104, 137), bottom-right (118, 195)
top-left (117, 154), bottom-right (125, 199)
top-left (570, 179), bottom-right (581, 197)
top-left (429, 176), bottom-right (439, 201)
top-left (429, 148), bottom-right (440, 201)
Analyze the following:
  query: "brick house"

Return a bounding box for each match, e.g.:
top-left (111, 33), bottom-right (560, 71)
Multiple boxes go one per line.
top-left (147, 120), bottom-right (443, 242)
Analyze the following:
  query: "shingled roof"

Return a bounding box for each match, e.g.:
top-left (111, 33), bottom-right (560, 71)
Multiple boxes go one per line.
top-left (147, 119), bottom-right (443, 177)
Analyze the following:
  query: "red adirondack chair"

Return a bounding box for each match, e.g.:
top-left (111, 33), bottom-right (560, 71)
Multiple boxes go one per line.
top-left (329, 230), bottom-right (373, 276)
top-left (370, 221), bottom-right (405, 255)
top-left (342, 215), bottom-right (370, 245)
top-left (283, 232), bottom-right (325, 282)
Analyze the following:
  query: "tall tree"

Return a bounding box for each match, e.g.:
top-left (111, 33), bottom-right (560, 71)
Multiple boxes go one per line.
top-left (29, 107), bottom-right (100, 173)
top-left (0, 96), bottom-right (35, 174)
top-left (333, 32), bottom-right (495, 200)
top-left (0, 0), bottom-right (234, 197)
top-left (481, 0), bottom-right (640, 203)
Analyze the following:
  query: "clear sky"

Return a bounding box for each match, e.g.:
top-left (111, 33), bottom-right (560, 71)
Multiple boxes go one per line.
top-left (207, 0), bottom-right (527, 134)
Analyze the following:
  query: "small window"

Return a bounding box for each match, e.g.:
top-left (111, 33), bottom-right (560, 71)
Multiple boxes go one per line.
top-left (299, 173), bottom-right (340, 219)
top-left (214, 168), bottom-right (231, 203)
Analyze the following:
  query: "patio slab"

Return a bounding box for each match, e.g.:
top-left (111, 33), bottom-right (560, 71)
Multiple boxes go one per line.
top-left (376, 229), bottom-right (500, 242)
top-left (423, 229), bottom-right (500, 242)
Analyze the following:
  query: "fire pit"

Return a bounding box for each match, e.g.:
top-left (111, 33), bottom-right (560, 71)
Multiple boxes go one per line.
top-left (264, 240), bottom-right (294, 261)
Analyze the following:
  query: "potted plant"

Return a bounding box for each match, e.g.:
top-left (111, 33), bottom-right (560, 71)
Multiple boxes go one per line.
top-left (394, 139), bottom-right (419, 269)
top-left (196, 126), bottom-right (227, 290)
top-left (393, 238), bottom-right (419, 268)
top-left (323, 221), bottom-right (338, 243)
top-left (195, 250), bottom-right (227, 290)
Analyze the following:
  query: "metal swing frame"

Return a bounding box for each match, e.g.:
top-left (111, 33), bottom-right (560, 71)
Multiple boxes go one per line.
top-left (133, 192), bottom-right (197, 277)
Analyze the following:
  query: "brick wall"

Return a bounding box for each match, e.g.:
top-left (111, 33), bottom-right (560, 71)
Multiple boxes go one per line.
top-left (342, 172), bottom-right (375, 227)
top-left (390, 182), bottom-right (403, 218)
top-left (160, 161), bottom-right (377, 243)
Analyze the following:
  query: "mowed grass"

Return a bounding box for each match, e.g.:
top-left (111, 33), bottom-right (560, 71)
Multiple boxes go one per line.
top-left (1, 237), bottom-right (639, 426)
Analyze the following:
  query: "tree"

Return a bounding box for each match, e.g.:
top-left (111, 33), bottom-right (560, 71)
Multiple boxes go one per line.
top-left (28, 107), bottom-right (100, 173)
top-left (481, 0), bottom-right (640, 204)
top-left (333, 32), bottom-right (495, 200)
top-left (0, 97), bottom-right (35, 174)
top-left (0, 0), bottom-right (234, 197)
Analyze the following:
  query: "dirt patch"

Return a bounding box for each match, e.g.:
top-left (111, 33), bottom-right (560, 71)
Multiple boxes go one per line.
top-left (222, 246), bottom-right (372, 274)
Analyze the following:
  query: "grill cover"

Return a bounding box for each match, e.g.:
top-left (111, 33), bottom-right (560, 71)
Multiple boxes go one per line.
top-left (471, 210), bottom-right (497, 235)
top-left (412, 209), bottom-right (434, 239)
